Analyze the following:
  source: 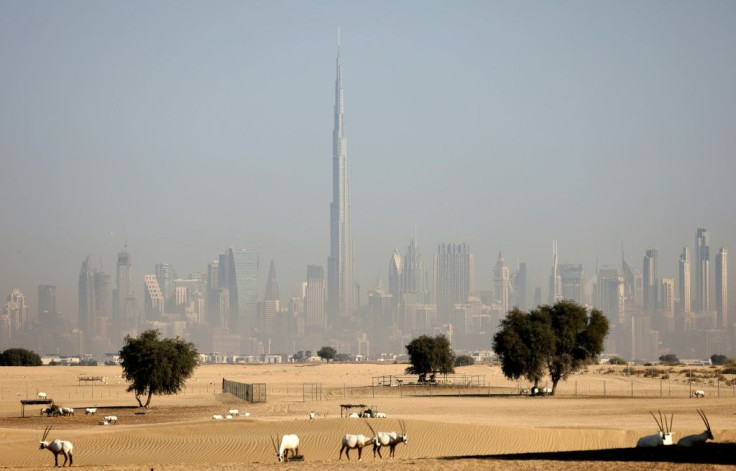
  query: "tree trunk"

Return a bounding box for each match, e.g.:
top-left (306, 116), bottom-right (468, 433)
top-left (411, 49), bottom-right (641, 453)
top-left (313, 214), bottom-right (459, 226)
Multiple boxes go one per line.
top-left (134, 393), bottom-right (144, 408)
top-left (144, 390), bottom-right (153, 408)
top-left (551, 379), bottom-right (559, 396)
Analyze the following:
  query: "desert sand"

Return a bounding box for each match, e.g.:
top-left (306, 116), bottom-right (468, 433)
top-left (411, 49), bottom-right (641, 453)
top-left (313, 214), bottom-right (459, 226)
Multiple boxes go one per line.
top-left (0, 362), bottom-right (734, 470)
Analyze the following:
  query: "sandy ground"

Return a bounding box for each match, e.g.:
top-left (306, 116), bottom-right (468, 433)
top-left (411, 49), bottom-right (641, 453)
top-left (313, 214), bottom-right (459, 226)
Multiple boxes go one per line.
top-left (0, 362), bottom-right (734, 470)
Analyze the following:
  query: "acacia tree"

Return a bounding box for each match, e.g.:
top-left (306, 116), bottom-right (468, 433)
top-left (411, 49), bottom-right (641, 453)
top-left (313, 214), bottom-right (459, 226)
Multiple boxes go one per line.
top-left (492, 307), bottom-right (555, 390)
top-left (0, 348), bottom-right (42, 366)
top-left (494, 301), bottom-right (609, 395)
top-left (544, 300), bottom-right (609, 395)
top-left (405, 334), bottom-right (455, 381)
top-left (317, 346), bottom-right (337, 363)
top-left (119, 330), bottom-right (199, 408)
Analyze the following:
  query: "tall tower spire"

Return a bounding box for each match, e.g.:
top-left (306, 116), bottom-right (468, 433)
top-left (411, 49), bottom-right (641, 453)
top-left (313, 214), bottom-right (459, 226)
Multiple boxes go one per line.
top-left (328, 29), bottom-right (355, 322)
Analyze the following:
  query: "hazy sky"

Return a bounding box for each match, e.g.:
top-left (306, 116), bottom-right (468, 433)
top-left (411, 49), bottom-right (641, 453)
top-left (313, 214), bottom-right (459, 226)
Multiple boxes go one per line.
top-left (1, 1), bottom-right (735, 319)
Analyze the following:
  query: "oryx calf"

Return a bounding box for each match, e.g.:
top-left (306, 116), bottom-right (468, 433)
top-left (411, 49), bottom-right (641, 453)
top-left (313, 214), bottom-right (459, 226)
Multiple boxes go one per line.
top-left (39, 426), bottom-right (73, 467)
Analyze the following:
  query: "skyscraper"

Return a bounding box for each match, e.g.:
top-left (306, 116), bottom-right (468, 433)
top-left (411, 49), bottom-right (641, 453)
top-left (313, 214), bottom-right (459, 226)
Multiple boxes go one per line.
top-left (305, 265), bottom-right (326, 330)
top-left (643, 249), bottom-right (658, 313)
top-left (515, 262), bottom-right (527, 310)
top-left (93, 271), bottom-right (111, 337)
top-left (328, 32), bottom-right (355, 322)
top-left (155, 263), bottom-right (175, 312)
top-left (434, 243), bottom-right (471, 327)
top-left (37, 284), bottom-right (57, 319)
top-left (388, 249), bottom-right (402, 307)
top-left (493, 251), bottom-right (510, 314)
top-left (548, 241), bottom-right (561, 304)
top-left (694, 228), bottom-right (710, 312)
top-left (114, 247), bottom-right (137, 340)
top-left (678, 247), bottom-right (691, 315)
top-left (78, 256), bottom-right (95, 338)
top-left (716, 248), bottom-right (728, 328)
top-left (143, 275), bottom-right (164, 319)
top-left (223, 249), bottom-right (259, 340)
top-left (402, 234), bottom-right (429, 304)
top-left (560, 264), bottom-right (584, 304)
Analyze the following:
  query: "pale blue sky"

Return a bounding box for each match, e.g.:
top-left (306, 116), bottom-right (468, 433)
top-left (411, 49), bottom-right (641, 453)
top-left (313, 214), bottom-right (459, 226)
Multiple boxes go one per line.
top-left (1, 1), bottom-right (735, 317)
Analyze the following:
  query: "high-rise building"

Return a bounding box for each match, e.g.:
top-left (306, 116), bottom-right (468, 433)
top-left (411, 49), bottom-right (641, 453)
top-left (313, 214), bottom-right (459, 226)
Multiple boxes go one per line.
top-left (327, 33), bottom-right (356, 322)
top-left (263, 260), bottom-right (281, 305)
top-left (560, 264), bottom-right (584, 304)
top-left (716, 248), bottom-right (728, 328)
top-left (402, 235), bottom-right (429, 304)
top-left (678, 247), bottom-right (691, 316)
top-left (596, 267), bottom-right (625, 326)
top-left (143, 275), bottom-right (164, 319)
top-left (114, 247), bottom-right (137, 340)
top-left (37, 284), bottom-right (57, 319)
top-left (93, 271), bottom-right (111, 337)
top-left (548, 241), bottom-right (561, 304)
top-left (493, 251), bottom-right (510, 314)
top-left (434, 243), bottom-right (471, 327)
top-left (223, 249), bottom-right (259, 340)
top-left (388, 249), bottom-right (402, 307)
top-left (659, 278), bottom-right (675, 318)
top-left (304, 265), bottom-right (326, 330)
top-left (643, 249), bottom-right (658, 313)
top-left (514, 262), bottom-right (527, 310)
top-left (155, 263), bottom-right (175, 311)
top-left (622, 252), bottom-right (643, 309)
top-left (78, 256), bottom-right (95, 338)
top-left (3, 289), bottom-right (28, 334)
top-left (694, 228), bottom-right (710, 312)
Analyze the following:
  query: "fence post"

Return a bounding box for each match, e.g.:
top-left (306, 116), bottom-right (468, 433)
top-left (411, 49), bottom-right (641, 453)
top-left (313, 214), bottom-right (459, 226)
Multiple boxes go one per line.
top-left (630, 380), bottom-right (633, 397)
top-left (603, 380), bottom-right (606, 398)
top-left (660, 379), bottom-right (663, 398)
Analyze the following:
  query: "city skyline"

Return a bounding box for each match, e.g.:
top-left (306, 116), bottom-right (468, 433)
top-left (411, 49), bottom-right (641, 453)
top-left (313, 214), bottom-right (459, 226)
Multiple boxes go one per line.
top-left (1, 2), bottom-right (735, 349)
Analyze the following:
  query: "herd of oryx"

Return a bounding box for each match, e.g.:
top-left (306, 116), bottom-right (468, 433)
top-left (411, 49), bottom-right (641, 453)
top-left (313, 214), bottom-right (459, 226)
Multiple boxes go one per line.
top-left (35, 406), bottom-right (716, 466)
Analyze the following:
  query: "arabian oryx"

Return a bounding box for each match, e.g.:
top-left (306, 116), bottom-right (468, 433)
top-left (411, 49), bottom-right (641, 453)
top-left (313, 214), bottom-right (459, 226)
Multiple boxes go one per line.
top-left (340, 420), bottom-right (375, 461)
top-left (372, 419), bottom-right (408, 459)
top-left (677, 409), bottom-right (714, 447)
top-left (39, 426), bottom-right (74, 467)
top-left (271, 434), bottom-right (300, 462)
top-left (636, 410), bottom-right (673, 448)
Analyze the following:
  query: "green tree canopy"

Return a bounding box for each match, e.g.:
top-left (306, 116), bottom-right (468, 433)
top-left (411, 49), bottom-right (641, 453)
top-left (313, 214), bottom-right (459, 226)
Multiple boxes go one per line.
top-left (545, 300), bottom-right (609, 394)
top-left (710, 354), bottom-right (728, 366)
top-left (659, 353), bottom-right (680, 365)
top-left (119, 329), bottom-right (199, 408)
top-left (0, 348), bottom-right (42, 366)
top-left (493, 301), bottom-right (609, 395)
top-left (492, 307), bottom-right (555, 389)
top-left (317, 346), bottom-right (337, 363)
top-left (405, 334), bottom-right (455, 379)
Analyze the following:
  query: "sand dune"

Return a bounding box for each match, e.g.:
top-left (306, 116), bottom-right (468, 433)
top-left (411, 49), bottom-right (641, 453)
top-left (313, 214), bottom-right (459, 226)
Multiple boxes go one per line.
top-left (0, 363), bottom-right (734, 470)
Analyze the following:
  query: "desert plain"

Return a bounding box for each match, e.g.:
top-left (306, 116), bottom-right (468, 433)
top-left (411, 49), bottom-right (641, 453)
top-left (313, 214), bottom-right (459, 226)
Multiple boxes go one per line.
top-left (0, 362), bottom-right (734, 470)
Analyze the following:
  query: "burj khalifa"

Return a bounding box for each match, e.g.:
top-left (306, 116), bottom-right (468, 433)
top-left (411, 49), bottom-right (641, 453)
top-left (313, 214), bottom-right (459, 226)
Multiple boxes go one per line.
top-left (328, 31), bottom-right (355, 322)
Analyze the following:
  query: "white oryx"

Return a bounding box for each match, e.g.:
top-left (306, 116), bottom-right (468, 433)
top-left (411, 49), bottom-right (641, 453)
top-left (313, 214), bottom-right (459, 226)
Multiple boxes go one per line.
top-left (37, 392), bottom-right (47, 399)
top-left (39, 426), bottom-right (74, 467)
top-left (691, 390), bottom-right (706, 398)
top-left (104, 415), bottom-right (117, 424)
top-left (228, 409), bottom-right (239, 416)
top-left (271, 434), bottom-right (300, 462)
top-left (372, 419), bottom-right (408, 459)
top-left (636, 410), bottom-right (673, 448)
top-left (677, 409), bottom-right (714, 447)
top-left (212, 414), bottom-right (224, 420)
top-left (348, 412), bottom-right (361, 418)
top-left (373, 412), bottom-right (387, 419)
top-left (85, 408), bottom-right (97, 415)
top-left (60, 407), bottom-right (75, 417)
top-left (340, 421), bottom-right (375, 461)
